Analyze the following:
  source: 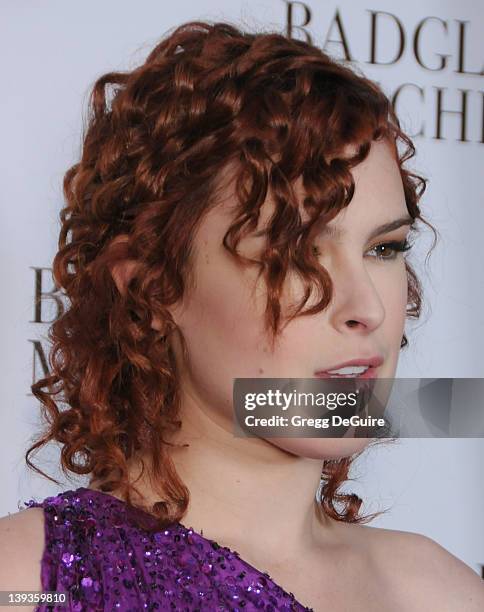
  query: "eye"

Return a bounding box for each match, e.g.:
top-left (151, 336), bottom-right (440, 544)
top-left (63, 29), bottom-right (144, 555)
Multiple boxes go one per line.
top-left (367, 239), bottom-right (413, 261)
top-left (310, 239), bottom-right (413, 261)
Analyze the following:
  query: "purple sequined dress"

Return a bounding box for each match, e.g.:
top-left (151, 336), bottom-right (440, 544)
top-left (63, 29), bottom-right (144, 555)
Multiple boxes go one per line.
top-left (23, 487), bottom-right (314, 611)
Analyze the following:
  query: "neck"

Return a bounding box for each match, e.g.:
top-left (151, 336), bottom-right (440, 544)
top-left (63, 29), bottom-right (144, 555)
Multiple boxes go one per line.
top-left (140, 390), bottom-right (341, 565)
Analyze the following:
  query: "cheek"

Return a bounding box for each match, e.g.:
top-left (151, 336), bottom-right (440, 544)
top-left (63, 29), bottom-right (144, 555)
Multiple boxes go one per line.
top-left (177, 253), bottom-right (271, 385)
top-left (372, 263), bottom-right (408, 378)
top-left (376, 263), bottom-right (408, 336)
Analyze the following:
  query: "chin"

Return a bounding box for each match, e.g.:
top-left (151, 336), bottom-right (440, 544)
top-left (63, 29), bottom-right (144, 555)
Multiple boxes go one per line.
top-left (267, 437), bottom-right (372, 460)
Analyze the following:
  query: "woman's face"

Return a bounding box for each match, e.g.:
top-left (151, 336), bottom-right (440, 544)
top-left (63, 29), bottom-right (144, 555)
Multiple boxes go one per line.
top-left (167, 139), bottom-right (411, 460)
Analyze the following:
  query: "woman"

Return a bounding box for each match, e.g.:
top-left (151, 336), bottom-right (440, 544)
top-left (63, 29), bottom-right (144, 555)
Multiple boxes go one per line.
top-left (1, 20), bottom-right (482, 612)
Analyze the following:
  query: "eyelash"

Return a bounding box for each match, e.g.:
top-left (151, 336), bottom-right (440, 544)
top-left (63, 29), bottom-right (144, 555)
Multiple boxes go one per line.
top-left (311, 239), bottom-right (413, 261)
top-left (367, 239), bottom-right (413, 261)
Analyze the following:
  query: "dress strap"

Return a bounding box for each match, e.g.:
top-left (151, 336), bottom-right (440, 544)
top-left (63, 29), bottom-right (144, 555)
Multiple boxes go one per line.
top-left (22, 490), bottom-right (103, 611)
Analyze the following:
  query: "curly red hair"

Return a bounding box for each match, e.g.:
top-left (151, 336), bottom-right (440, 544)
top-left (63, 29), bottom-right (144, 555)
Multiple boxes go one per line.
top-left (26, 21), bottom-right (434, 530)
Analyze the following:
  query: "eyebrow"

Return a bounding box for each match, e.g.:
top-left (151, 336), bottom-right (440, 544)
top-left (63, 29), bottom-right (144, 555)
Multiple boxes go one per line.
top-left (320, 215), bottom-right (415, 241)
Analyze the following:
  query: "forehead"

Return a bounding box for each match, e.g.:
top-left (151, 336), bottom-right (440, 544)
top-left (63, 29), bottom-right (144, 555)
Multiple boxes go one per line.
top-left (346, 139), bottom-right (404, 210)
top-left (198, 138), bottom-right (405, 245)
top-left (316, 139), bottom-right (407, 236)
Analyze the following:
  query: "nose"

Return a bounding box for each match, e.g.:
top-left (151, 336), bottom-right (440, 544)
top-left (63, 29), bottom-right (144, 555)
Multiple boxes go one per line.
top-left (327, 258), bottom-right (386, 334)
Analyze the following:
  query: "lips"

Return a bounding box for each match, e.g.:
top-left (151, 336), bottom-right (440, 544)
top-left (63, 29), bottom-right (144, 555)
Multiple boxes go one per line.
top-left (314, 355), bottom-right (384, 379)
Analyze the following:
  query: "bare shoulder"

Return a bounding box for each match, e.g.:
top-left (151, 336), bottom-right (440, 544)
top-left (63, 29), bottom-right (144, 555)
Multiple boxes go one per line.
top-left (359, 524), bottom-right (484, 611)
top-left (0, 507), bottom-right (45, 608)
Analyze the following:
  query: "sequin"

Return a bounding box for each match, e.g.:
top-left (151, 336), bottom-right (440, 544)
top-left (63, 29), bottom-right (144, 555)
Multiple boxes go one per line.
top-left (23, 487), bottom-right (314, 611)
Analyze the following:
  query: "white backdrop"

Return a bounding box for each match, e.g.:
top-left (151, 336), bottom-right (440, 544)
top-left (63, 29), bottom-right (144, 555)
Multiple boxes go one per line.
top-left (1, 0), bottom-right (483, 576)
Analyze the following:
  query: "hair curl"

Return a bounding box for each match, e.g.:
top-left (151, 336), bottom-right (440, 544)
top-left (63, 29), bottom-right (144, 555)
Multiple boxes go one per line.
top-left (27, 20), bottom-right (435, 530)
